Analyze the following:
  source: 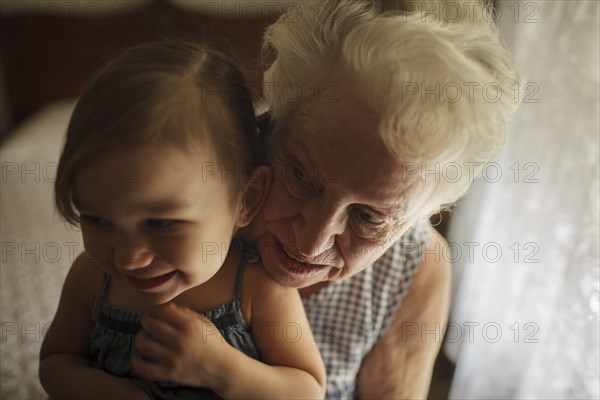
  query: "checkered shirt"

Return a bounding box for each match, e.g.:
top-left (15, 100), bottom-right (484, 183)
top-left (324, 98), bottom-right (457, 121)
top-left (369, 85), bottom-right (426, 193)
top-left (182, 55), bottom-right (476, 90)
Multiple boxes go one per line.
top-left (302, 219), bottom-right (431, 399)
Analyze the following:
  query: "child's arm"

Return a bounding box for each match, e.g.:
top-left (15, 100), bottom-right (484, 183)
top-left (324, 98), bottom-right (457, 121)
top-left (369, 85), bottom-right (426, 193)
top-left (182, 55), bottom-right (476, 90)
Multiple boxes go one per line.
top-left (230, 264), bottom-right (327, 398)
top-left (39, 254), bottom-right (149, 400)
top-left (132, 265), bottom-right (326, 399)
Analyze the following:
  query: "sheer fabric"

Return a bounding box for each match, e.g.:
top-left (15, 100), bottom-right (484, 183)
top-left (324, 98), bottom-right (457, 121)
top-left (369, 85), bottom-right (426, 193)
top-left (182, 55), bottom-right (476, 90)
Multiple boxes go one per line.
top-left (445, 1), bottom-right (599, 398)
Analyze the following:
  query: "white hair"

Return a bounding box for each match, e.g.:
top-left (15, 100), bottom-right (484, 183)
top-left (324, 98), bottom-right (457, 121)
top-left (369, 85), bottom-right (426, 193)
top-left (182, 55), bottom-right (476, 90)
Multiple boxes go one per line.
top-left (262, 0), bottom-right (521, 220)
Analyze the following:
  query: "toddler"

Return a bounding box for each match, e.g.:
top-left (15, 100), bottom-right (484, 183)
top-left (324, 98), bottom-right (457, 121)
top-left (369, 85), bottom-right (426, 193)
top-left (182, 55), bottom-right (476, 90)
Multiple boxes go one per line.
top-left (39, 40), bottom-right (325, 399)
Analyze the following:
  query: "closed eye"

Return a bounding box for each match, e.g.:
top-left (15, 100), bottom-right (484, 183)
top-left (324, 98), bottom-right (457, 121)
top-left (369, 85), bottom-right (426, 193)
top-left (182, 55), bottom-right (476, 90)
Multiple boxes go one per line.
top-left (277, 153), bottom-right (317, 200)
top-left (348, 207), bottom-right (394, 242)
top-left (146, 219), bottom-right (181, 229)
top-left (354, 207), bottom-right (385, 225)
top-left (291, 162), bottom-right (308, 183)
top-left (80, 214), bottom-right (112, 226)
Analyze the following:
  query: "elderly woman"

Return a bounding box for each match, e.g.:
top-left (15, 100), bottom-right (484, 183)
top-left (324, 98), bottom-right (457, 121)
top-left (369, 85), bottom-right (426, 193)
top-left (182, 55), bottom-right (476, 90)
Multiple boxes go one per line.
top-left (249, 0), bottom-right (520, 398)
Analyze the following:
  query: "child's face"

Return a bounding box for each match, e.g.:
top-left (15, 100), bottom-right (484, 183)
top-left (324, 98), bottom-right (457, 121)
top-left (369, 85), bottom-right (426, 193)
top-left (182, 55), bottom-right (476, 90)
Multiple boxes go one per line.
top-left (73, 142), bottom-right (239, 304)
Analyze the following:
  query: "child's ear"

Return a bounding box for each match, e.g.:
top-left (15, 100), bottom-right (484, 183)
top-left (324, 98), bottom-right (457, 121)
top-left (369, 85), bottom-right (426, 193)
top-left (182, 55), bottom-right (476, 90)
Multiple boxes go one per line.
top-left (235, 166), bottom-right (272, 228)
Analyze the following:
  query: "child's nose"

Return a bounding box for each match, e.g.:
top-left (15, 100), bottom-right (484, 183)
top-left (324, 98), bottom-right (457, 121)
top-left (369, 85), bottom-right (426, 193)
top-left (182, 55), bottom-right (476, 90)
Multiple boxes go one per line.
top-left (113, 237), bottom-right (153, 270)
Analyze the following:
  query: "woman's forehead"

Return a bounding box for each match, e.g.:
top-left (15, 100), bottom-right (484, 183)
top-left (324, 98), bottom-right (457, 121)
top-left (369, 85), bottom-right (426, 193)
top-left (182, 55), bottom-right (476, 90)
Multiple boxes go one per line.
top-left (282, 129), bottom-right (421, 220)
top-left (270, 81), bottom-right (427, 215)
top-left (281, 86), bottom-right (379, 144)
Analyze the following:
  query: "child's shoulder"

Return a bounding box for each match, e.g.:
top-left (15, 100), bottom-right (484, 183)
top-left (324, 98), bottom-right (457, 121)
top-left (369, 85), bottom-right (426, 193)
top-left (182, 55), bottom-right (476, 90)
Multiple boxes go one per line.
top-left (63, 253), bottom-right (105, 313)
top-left (241, 261), bottom-right (302, 323)
top-left (68, 253), bottom-right (104, 283)
top-left (243, 261), bottom-right (296, 296)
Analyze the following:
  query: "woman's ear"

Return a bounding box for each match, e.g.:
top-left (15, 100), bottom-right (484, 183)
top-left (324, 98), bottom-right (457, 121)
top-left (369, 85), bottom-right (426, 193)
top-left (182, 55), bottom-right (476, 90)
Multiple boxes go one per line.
top-left (235, 166), bottom-right (272, 228)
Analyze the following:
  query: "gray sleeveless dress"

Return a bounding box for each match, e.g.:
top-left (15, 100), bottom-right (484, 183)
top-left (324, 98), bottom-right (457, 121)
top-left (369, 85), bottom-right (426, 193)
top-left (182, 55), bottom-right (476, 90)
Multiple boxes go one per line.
top-left (90, 248), bottom-right (260, 399)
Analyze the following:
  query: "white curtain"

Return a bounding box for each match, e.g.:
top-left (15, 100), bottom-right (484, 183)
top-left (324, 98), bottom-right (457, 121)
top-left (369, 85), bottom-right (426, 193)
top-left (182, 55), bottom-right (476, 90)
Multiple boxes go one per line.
top-left (445, 1), bottom-right (599, 398)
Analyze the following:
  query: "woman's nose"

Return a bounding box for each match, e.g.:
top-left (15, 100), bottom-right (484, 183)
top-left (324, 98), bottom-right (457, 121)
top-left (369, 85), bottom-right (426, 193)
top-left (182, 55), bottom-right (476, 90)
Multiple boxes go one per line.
top-left (113, 235), bottom-right (153, 269)
top-left (292, 199), bottom-right (346, 258)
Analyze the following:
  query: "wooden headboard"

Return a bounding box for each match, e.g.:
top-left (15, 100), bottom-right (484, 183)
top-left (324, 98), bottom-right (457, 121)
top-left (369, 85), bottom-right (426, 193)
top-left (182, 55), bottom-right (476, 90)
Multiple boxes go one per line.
top-left (0, 0), bottom-right (276, 141)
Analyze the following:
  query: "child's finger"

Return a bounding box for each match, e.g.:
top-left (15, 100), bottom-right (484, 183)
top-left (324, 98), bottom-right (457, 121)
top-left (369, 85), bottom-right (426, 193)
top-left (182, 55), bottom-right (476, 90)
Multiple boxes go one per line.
top-left (131, 354), bottom-right (170, 382)
top-left (154, 302), bottom-right (196, 329)
top-left (139, 312), bottom-right (180, 342)
top-left (135, 328), bottom-right (170, 361)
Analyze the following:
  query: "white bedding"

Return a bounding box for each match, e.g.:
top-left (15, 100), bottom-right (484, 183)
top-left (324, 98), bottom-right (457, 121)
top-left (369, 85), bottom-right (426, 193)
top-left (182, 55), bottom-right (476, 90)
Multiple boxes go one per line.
top-left (1, 100), bottom-right (81, 400)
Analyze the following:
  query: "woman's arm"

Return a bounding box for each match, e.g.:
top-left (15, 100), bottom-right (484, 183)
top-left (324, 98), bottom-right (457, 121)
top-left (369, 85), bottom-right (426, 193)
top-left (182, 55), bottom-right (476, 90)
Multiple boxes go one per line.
top-left (357, 227), bottom-right (451, 399)
top-left (39, 254), bottom-right (148, 400)
top-left (132, 264), bottom-right (326, 399)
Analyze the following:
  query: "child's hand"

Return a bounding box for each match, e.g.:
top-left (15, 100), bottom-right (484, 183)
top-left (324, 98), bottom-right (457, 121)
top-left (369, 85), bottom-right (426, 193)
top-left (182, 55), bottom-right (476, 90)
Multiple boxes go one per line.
top-left (131, 302), bottom-right (230, 388)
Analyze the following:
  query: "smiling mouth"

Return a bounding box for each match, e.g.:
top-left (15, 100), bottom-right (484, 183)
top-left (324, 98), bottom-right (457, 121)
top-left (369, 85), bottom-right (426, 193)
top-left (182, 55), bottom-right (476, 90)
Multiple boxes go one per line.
top-left (126, 271), bottom-right (177, 290)
top-left (283, 246), bottom-right (311, 265)
top-left (275, 241), bottom-right (329, 274)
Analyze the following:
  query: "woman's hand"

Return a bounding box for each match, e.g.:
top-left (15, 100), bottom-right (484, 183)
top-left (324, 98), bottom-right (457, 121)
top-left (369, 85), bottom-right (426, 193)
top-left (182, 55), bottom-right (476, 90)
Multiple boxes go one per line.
top-left (132, 302), bottom-right (232, 388)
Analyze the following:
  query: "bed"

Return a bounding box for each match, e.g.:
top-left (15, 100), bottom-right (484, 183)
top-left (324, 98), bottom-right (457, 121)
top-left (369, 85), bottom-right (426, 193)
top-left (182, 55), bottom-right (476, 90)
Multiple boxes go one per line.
top-left (0, 2), bottom-right (272, 398)
top-left (1, 100), bottom-right (80, 399)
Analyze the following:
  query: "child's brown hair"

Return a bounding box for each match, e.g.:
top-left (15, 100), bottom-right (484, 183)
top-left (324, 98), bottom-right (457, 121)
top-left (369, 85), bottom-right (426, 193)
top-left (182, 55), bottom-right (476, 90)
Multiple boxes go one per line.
top-left (55, 40), bottom-right (259, 225)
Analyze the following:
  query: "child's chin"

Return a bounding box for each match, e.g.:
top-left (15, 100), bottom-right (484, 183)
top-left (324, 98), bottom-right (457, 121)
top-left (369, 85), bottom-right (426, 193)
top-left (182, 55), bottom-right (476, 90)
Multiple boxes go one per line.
top-left (137, 290), bottom-right (181, 306)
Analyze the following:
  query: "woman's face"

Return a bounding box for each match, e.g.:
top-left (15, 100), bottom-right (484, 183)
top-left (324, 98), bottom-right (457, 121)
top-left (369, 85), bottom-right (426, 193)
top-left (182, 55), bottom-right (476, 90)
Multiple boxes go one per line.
top-left (249, 84), bottom-right (420, 289)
